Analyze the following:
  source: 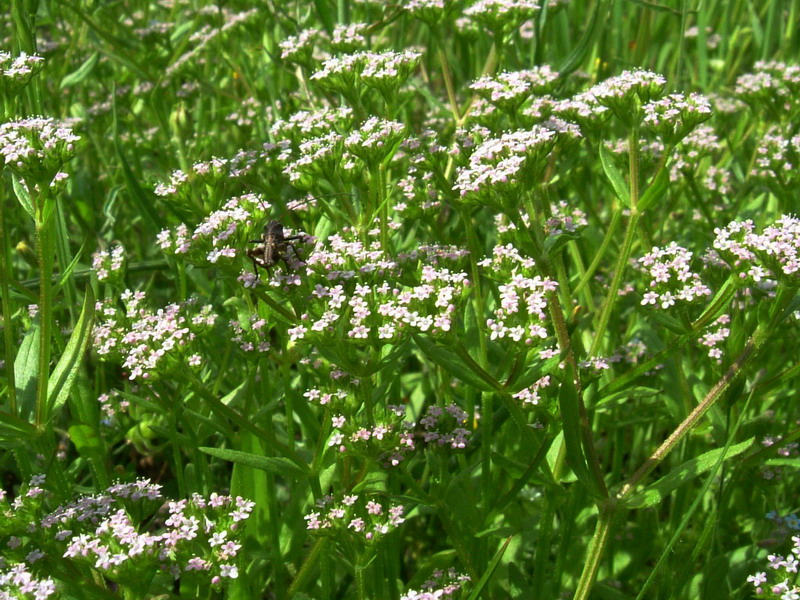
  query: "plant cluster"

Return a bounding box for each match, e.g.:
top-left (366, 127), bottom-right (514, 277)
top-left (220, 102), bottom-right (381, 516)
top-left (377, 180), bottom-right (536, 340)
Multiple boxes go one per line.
top-left (2, 1), bottom-right (800, 599)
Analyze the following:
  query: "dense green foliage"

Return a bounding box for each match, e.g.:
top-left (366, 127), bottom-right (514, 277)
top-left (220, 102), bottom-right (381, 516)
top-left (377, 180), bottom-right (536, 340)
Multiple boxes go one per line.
top-left (2, 1), bottom-right (800, 599)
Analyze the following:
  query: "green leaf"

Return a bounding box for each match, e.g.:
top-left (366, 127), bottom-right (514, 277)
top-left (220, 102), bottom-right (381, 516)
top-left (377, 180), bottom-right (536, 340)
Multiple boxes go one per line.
top-left (594, 386), bottom-right (661, 409)
top-left (626, 437), bottom-right (754, 508)
top-left (312, 0), bottom-right (335, 33)
top-left (465, 536), bottom-right (513, 600)
top-left (695, 275), bottom-right (737, 327)
top-left (14, 322), bottom-right (40, 421)
top-left (599, 145), bottom-right (631, 207)
top-left (556, 0), bottom-right (611, 76)
top-left (11, 174), bottom-right (34, 219)
top-left (557, 366), bottom-right (601, 496)
top-left (54, 237), bottom-right (87, 293)
top-left (638, 166), bottom-right (670, 212)
top-left (413, 334), bottom-right (500, 392)
top-left (648, 309), bottom-right (691, 334)
top-left (0, 411), bottom-right (38, 448)
top-left (199, 447), bottom-right (309, 479)
top-left (60, 51), bottom-right (99, 88)
top-left (765, 457), bottom-right (800, 468)
top-left (69, 424), bottom-right (105, 464)
top-left (623, 0), bottom-right (684, 15)
top-left (48, 288), bottom-right (95, 417)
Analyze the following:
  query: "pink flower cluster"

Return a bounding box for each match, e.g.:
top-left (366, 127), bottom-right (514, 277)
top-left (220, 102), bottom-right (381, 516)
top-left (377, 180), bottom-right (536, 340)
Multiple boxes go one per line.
top-left (394, 131), bottom-right (450, 217)
top-left (453, 124), bottom-right (568, 199)
top-left (479, 244), bottom-right (557, 344)
top-left (0, 116), bottom-right (80, 182)
top-left (750, 127), bottom-right (800, 194)
top-left (0, 478), bottom-right (254, 595)
top-left (289, 233), bottom-right (470, 342)
top-left (512, 375), bottom-right (552, 406)
top-left (747, 514), bottom-right (800, 598)
top-left (315, 389), bottom-right (473, 466)
top-left (0, 563), bottom-right (56, 599)
top-left (401, 568), bottom-right (471, 600)
top-left (91, 244), bottom-right (125, 282)
top-left (712, 215), bottom-right (800, 283)
top-left (92, 290), bottom-right (217, 380)
top-left (642, 92), bottom-right (712, 144)
top-left (469, 66), bottom-right (558, 111)
top-left (304, 494), bottom-right (405, 541)
top-left (153, 151), bottom-right (259, 197)
top-left (310, 50), bottom-right (421, 97)
top-left (735, 61), bottom-right (800, 117)
top-left (698, 314), bottom-right (731, 363)
top-left (463, 0), bottom-right (540, 32)
top-left (638, 242), bottom-right (712, 310)
top-left (0, 50), bottom-right (45, 97)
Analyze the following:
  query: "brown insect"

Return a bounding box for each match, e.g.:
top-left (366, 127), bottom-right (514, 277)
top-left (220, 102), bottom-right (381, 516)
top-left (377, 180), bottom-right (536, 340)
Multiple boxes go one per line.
top-left (247, 220), bottom-right (305, 279)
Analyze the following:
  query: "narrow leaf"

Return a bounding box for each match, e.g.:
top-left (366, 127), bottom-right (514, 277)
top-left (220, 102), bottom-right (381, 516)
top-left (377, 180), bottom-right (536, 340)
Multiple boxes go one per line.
top-left (638, 166), bottom-right (670, 213)
top-left (14, 322), bottom-right (40, 421)
top-left (556, 0), bottom-right (610, 76)
top-left (199, 447), bottom-right (309, 479)
top-left (112, 94), bottom-right (161, 236)
top-left (60, 51), bottom-right (99, 88)
top-left (414, 334), bottom-right (497, 392)
top-left (48, 288), bottom-right (95, 416)
top-left (68, 424), bottom-right (106, 465)
top-left (599, 145), bottom-right (631, 207)
top-left (626, 437), bottom-right (754, 508)
top-left (557, 366), bottom-right (597, 495)
top-left (765, 457), bottom-right (800, 468)
top-left (465, 536), bottom-right (513, 600)
top-left (11, 175), bottom-right (34, 219)
top-left (0, 410), bottom-right (38, 447)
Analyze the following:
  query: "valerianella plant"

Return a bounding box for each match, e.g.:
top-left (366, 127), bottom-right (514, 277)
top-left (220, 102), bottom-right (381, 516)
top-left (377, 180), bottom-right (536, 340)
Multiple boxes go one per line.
top-left (0, 117), bottom-right (79, 187)
top-left (5, 4), bottom-right (800, 600)
top-left (0, 50), bottom-right (45, 100)
top-left (0, 477), bottom-right (253, 598)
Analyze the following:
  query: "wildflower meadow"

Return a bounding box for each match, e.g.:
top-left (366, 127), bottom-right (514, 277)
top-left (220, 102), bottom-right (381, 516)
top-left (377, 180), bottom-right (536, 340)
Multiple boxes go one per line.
top-left (2, 0), bottom-right (800, 598)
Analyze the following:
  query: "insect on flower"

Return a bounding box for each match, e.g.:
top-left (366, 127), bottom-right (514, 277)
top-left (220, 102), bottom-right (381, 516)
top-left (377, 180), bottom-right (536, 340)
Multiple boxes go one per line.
top-left (246, 192), bottom-right (350, 280)
top-left (247, 220), bottom-right (305, 279)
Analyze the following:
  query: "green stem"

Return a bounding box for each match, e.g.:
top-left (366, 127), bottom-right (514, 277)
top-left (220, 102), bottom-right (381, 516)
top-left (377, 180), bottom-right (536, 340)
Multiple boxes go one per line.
top-left (375, 163), bottom-right (388, 250)
top-left (617, 319), bottom-right (771, 501)
top-left (590, 128), bottom-right (643, 356)
top-left (288, 537), bottom-right (331, 598)
top-left (0, 189), bottom-right (18, 413)
top-left (355, 550), bottom-right (371, 600)
top-left (461, 210), bottom-right (488, 367)
top-left (34, 190), bottom-right (54, 426)
top-left (573, 207), bottom-right (622, 296)
top-left (460, 209), bottom-right (493, 521)
top-left (572, 500), bottom-right (617, 600)
top-left (588, 209), bottom-right (638, 357)
top-left (573, 288), bottom-right (793, 599)
top-left (436, 42), bottom-right (460, 121)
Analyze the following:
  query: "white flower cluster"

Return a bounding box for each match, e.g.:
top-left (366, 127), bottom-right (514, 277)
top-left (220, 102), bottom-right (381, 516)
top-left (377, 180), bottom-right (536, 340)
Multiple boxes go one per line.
top-left (642, 92), bottom-right (712, 145)
top-left (310, 50), bottom-right (421, 97)
top-left (0, 117), bottom-right (80, 182)
top-left (470, 66), bottom-right (559, 110)
top-left (639, 242), bottom-right (712, 309)
top-left (464, 0), bottom-right (541, 31)
top-left (479, 244), bottom-right (557, 344)
top-left (91, 244), bottom-right (125, 282)
top-left (344, 117), bottom-right (406, 165)
top-left (453, 125), bottom-right (562, 198)
top-left (713, 215), bottom-right (800, 281)
top-left (0, 50), bottom-right (45, 97)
